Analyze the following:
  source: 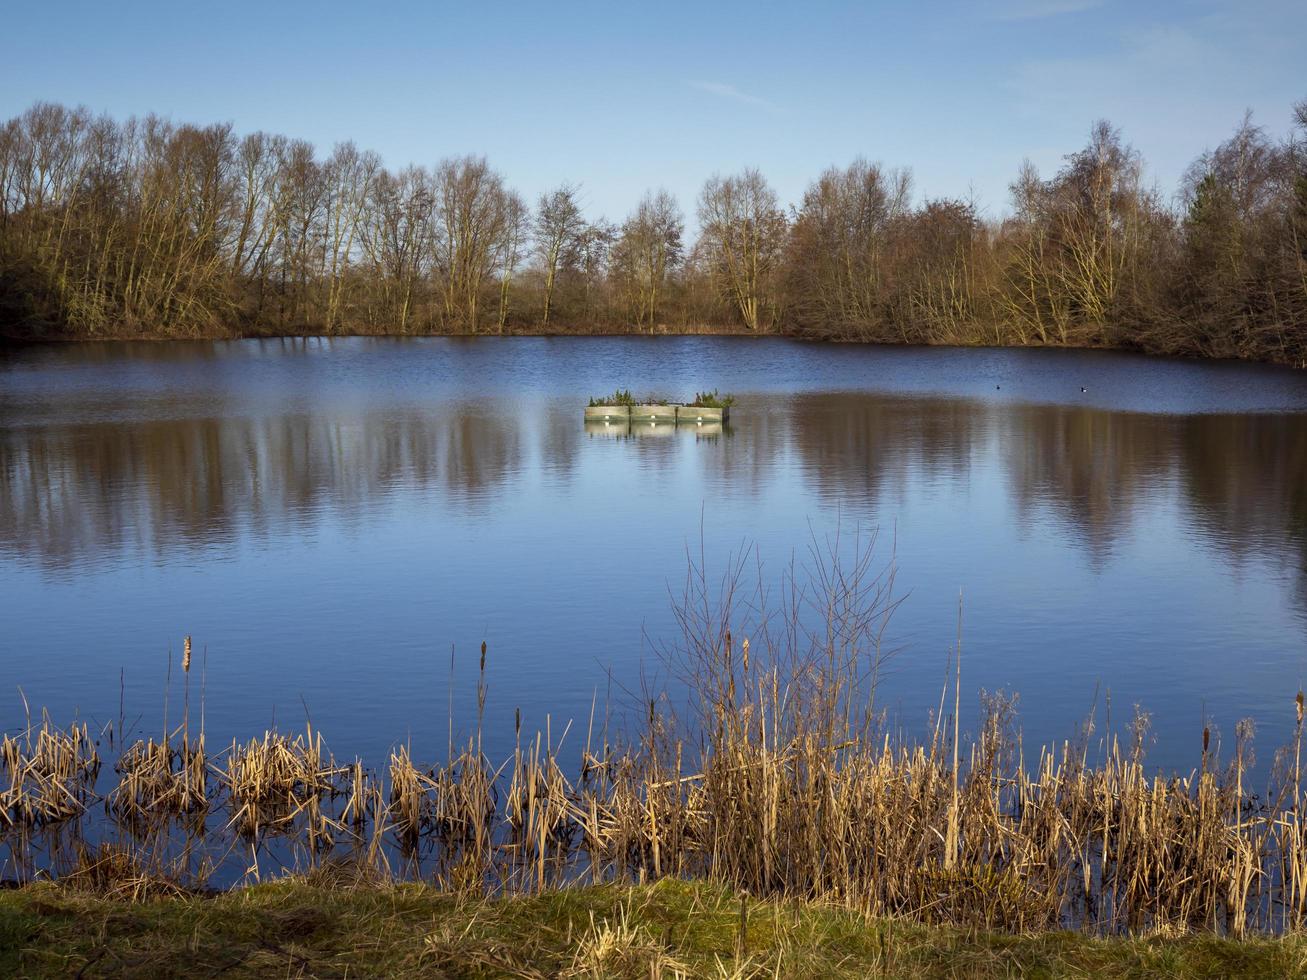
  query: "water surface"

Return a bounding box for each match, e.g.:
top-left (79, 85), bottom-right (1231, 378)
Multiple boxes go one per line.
top-left (2, 337), bottom-right (1306, 774)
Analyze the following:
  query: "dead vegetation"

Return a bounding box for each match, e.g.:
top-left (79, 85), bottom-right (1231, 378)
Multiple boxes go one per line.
top-left (222, 726), bottom-right (357, 854)
top-left (0, 713), bottom-right (100, 831)
top-left (108, 735), bottom-right (207, 824)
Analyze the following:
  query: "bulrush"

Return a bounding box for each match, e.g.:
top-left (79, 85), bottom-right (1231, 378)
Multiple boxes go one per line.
top-left (5, 686), bottom-right (1307, 934)
top-left (387, 745), bottom-right (436, 851)
top-left (221, 725), bottom-right (349, 850)
top-left (0, 716), bottom-right (100, 830)
top-left (109, 735), bottom-right (207, 823)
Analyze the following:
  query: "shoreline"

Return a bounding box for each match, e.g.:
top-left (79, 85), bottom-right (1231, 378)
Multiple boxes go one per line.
top-left (2, 878), bottom-right (1302, 978)
top-left (2, 326), bottom-right (1303, 372)
top-left (5, 691), bottom-right (1307, 939)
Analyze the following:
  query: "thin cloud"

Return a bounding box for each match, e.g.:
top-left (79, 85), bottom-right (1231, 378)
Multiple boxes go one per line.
top-left (991, 0), bottom-right (1103, 21)
top-left (688, 81), bottom-right (779, 111)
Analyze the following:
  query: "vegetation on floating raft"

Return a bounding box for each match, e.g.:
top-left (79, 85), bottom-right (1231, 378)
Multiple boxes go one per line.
top-left (586, 389), bottom-right (735, 408)
top-left (690, 389), bottom-right (736, 409)
top-left (588, 389), bottom-right (636, 407)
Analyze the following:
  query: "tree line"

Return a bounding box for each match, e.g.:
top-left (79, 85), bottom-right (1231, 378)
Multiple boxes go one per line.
top-left (1, 99), bottom-right (1304, 365)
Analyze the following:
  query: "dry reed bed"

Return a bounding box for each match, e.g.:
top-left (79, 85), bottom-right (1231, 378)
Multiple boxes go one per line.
top-left (4, 694), bottom-right (1307, 937)
top-left (0, 715), bottom-right (100, 830)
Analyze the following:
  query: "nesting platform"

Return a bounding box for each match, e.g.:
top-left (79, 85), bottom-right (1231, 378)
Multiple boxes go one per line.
top-left (583, 404), bottom-right (730, 424)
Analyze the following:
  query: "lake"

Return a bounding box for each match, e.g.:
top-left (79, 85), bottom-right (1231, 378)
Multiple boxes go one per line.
top-left (2, 337), bottom-right (1306, 777)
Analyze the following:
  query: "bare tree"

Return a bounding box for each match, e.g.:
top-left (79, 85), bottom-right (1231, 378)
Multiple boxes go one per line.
top-left (889, 198), bottom-right (989, 344)
top-left (785, 159), bottom-right (911, 338)
top-left (995, 160), bottom-right (1073, 345)
top-left (1177, 111), bottom-right (1302, 358)
top-left (611, 189), bottom-right (683, 330)
top-left (360, 165), bottom-right (433, 333)
top-left (534, 183), bottom-right (586, 328)
top-left (996, 123), bottom-right (1162, 348)
top-left (496, 190), bottom-right (529, 333)
top-left (231, 132), bottom-right (288, 291)
top-left (320, 142), bottom-right (379, 331)
top-left (697, 169), bottom-right (787, 330)
top-left (271, 139), bottom-right (324, 328)
top-left (1292, 100), bottom-right (1307, 345)
top-left (432, 155), bottom-right (512, 332)
top-left (119, 117), bottom-right (238, 334)
top-left (575, 218), bottom-right (615, 325)
top-left (1055, 121), bottom-right (1151, 329)
top-left (1, 98), bottom-right (1305, 364)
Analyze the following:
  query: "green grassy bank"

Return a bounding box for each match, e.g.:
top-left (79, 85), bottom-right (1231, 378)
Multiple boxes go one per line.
top-left (2, 876), bottom-right (1305, 979)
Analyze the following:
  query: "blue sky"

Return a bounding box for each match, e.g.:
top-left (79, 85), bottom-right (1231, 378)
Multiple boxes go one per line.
top-left (3, 0), bottom-right (1303, 225)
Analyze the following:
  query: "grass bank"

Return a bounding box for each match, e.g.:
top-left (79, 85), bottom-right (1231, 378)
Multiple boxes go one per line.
top-left (3, 876), bottom-right (1305, 979)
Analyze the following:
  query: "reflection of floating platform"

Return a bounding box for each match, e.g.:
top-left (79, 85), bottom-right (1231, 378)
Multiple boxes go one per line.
top-left (583, 419), bottom-right (631, 438)
top-left (630, 404), bottom-right (678, 423)
top-left (632, 420), bottom-right (675, 437)
top-left (584, 419), bottom-right (728, 439)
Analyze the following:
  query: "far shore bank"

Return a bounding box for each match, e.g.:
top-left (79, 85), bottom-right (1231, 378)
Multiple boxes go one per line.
top-left (4, 99), bottom-right (1307, 375)
top-left (3, 324), bottom-right (1303, 371)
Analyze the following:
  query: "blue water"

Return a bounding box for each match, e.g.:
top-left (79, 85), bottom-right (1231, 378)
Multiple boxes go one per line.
top-left (2, 337), bottom-right (1306, 777)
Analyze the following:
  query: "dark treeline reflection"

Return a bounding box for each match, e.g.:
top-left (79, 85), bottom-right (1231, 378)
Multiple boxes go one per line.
top-left (789, 395), bottom-right (982, 503)
top-left (0, 408), bottom-right (527, 570)
top-left (3, 395), bottom-right (1305, 608)
top-left (999, 408), bottom-right (1306, 589)
top-left (789, 394), bottom-right (1307, 592)
top-left (998, 405), bottom-right (1175, 555)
